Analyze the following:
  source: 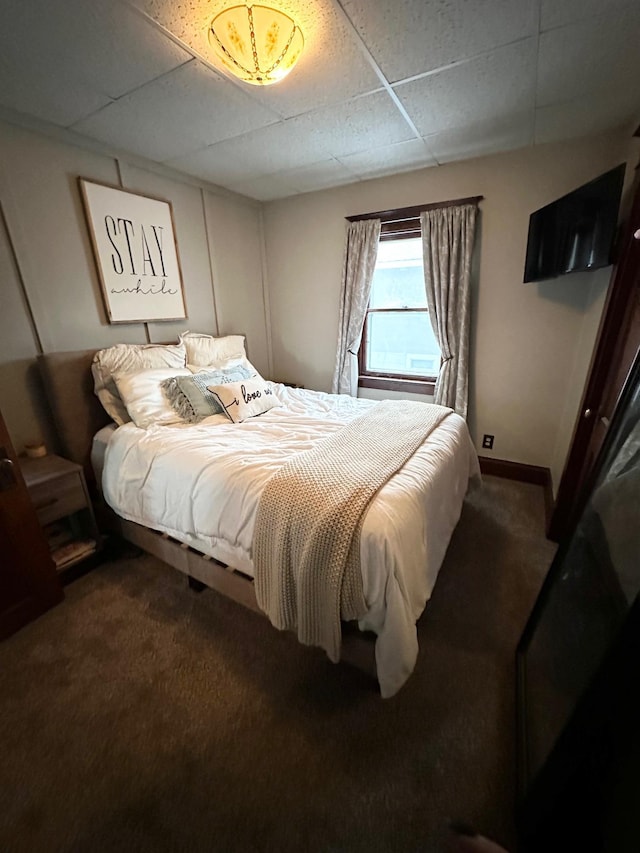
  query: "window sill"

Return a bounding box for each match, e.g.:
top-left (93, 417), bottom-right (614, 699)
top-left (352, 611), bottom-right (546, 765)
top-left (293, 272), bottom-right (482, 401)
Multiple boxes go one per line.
top-left (358, 375), bottom-right (436, 395)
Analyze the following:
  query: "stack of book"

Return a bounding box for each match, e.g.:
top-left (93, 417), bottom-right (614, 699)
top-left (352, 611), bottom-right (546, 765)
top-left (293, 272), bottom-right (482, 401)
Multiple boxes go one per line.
top-left (51, 539), bottom-right (96, 570)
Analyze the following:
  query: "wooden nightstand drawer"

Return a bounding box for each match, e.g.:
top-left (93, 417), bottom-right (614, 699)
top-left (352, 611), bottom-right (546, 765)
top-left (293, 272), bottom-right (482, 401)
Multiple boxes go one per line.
top-left (29, 471), bottom-right (87, 525)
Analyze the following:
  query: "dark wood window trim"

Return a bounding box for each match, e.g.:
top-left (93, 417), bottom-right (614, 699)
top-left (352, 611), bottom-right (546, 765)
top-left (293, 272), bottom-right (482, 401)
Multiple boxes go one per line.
top-left (352, 200), bottom-right (485, 394)
top-left (345, 196), bottom-right (483, 222)
top-left (358, 375), bottom-right (437, 395)
top-left (346, 196), bottom-right (483, 243)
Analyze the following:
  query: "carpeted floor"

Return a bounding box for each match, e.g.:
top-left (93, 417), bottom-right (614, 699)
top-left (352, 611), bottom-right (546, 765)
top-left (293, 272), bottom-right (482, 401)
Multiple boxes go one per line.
top-left (0, 476), bottom-right (556, 853)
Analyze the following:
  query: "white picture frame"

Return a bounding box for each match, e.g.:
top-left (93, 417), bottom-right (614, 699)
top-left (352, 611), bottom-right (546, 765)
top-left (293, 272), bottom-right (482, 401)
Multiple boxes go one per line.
top-left (79, 178), bottom-right (187, 323)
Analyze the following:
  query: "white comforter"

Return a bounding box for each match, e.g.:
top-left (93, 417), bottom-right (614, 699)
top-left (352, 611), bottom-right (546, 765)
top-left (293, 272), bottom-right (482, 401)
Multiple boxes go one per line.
top-left (101, 386), bottom-right (480, 697)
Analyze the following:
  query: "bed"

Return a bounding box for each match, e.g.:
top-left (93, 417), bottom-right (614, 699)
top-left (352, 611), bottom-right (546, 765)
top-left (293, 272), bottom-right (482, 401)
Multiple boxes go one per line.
top-left (38, 342), bottom-right (480, 698)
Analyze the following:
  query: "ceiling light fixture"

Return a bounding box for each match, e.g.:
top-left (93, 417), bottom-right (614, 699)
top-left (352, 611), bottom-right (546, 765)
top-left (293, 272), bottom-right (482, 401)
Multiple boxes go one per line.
top-left (208, 4), bottom-right (304, 86)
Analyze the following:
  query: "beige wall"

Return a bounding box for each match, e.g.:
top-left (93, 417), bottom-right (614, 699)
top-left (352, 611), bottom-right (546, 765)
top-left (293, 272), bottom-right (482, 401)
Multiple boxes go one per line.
top-left (1, 116), bottom-right (635, 487)
top-left (0, 120), bottom-right (269, 451)
top-left (263, 131), bottom-right (632, 479)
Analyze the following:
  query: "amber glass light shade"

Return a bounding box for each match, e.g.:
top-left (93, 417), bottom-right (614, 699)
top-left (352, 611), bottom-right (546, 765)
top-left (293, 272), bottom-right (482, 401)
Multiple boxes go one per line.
top-left (209, 4), bottom-right (304, 86)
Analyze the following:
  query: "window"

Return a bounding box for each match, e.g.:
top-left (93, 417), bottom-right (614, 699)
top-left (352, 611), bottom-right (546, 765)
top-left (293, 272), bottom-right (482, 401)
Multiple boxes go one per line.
top-left (350, 196), bottom-right (481, 396)
top-left (359, 234), bottom-right (440, 394)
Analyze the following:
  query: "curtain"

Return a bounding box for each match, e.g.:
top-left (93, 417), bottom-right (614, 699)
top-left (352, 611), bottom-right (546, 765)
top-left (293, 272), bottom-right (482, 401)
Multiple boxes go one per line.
top-left (331, 218), bottom-right (381, 396)
top-left (421, 204), bottom-right (477, 419)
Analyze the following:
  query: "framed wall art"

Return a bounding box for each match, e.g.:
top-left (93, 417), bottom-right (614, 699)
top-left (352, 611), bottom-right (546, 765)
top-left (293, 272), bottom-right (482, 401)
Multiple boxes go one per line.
top-left (79, 178), bottom-right (187, 323)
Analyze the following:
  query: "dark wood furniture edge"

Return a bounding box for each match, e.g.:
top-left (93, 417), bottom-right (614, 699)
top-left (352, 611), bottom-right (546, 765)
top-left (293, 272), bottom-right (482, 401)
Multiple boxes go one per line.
top-left (0, 411), bottom-right (63, 640)
top-left (479, 456), bottom-right (554, 531)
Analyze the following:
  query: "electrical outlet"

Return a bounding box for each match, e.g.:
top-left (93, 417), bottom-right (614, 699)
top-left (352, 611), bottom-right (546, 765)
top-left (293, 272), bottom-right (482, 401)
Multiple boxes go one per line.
top-left (482, 434), bottom-right (494, 450)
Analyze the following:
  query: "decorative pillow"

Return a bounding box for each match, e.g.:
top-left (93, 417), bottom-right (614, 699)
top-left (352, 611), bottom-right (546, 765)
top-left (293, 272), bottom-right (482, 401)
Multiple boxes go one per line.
top-left (161, 366), bottom-right (255, 423)
top-left (207, 377), bottom-right (281, 423)
top-left (113, 367), bottom-right (191, 429)
top-left (180, 331), bottom-right (247, 369)
top-left (92, 341), bottom-right (186, 425)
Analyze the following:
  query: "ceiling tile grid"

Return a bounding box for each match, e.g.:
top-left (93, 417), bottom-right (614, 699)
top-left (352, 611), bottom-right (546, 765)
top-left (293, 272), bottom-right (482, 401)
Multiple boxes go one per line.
top-left (427, 112), bottom-right (535, 165)
top-left (394, 39), bottom-right (537, 138)
top-left (0, 0), bottom-right (191, 107)
top-left (0, 0), bottom-right (638, 200)
top-left (245, 29), bottom-right (382, 119)
top-left (0, 56), bottom-right (113, 128)
top-left (290, 91), bottom-right (418, 158)
top-left (224, 173), bottom-right (301, 202)
top-left (540, 0), bottom-right (638, 33)
top-left (126, 0), bottom-right (383, 117)
top-left (273, 157), bottom-right (358, 193)
top-left (536, 7), bottom-right (640, 109)
top-left (72, 60), bottom-right (280, 163)
top-left (535, 87), bottom-right (640, 146)
top-left (338, 0), bottom-right (538, 83)
top-left (338, 138), bottom-right (437, 179)
top-left (165, 117), bottom-right (334, 185)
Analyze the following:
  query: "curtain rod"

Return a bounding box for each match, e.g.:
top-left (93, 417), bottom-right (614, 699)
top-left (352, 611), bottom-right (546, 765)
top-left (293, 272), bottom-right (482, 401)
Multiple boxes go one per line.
top-left (345, 195), bottom-right (483, 223)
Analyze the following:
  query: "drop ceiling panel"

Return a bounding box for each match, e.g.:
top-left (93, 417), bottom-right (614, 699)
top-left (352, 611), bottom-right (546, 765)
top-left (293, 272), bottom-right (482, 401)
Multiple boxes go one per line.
top-left (293, 91), bottom-right (417, 158)
top-left (340, 0), bottom-right (537, 83)
top-left (1, 0), bottom-right (639, 202)
top-left (394, 40), bottom-right (536, 138)
top-left (427, 112), bottom-right (535, 164)
top-left (0, 58), bottom-right (112, 127)
top-left (228, 172), bottom-right (297, 201)
top-left (128, 0), bottom-right (381, 116)
top-left (166, 119), bottom-right (332, 186)
top-left (225, 174), bottom-right (300, 202)
top-left (128, 0), bottom-right (222, 45)
top-left (277, 159), bottom-right (358, 194)
top-left (132, 0), bottom-right (333, 51)
top-left (168, 89), bottom-right (414, 188)
top-left (537, 9), bottom-right (640, 108)
top-left (339, 139), bottom-right (437, 179)
top-left (73, 61), bottom-right (280, 163)
top-left (247, 21), bottom-right (381, 118)
top-left (164, 144), bottom-right (252, 187)
top-left (0, 0), bottom-right (191, 106)
top-left (540, 0), bottom-right (637, 32)
top-left (535, 89), bottom-right (640, 145)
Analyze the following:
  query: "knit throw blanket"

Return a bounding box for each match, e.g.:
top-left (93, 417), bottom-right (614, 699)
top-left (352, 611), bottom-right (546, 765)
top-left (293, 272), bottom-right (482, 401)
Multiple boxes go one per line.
top-left (253, 400), bottom-right (451, 662)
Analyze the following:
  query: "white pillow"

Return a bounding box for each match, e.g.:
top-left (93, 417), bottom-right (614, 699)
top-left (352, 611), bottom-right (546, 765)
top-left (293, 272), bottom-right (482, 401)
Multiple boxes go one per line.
top-left (207, 377), bottom-right (281, 423)
top-left (114, 367), bottom-right (191, 429)
top-left (188, 359), bottom-right (259, 376)
top-left (92, 341), bottom-right (186, 425)
top-left (180, 331), bottom-right (247, 369)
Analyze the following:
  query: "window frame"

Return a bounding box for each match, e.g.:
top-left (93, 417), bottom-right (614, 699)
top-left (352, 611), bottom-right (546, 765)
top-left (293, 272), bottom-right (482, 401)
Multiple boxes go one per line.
top-left (349, 196), bottom-right (482, 395)
top-left (358, 217), bottom-right (435, 394)
top-left (358, 306), bottom-right (438, 395)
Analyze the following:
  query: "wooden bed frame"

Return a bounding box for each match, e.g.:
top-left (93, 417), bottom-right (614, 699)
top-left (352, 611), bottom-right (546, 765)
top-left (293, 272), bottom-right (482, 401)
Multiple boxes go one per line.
top-left (37, 349), bottom-right (377, 680)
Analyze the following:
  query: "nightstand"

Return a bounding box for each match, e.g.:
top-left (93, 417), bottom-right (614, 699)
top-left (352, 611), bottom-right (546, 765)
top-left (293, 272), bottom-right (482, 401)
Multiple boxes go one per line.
top-left (20, 454), bottom-right (100, 572)
top-left (276, 381), bottom-right (305, 388)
